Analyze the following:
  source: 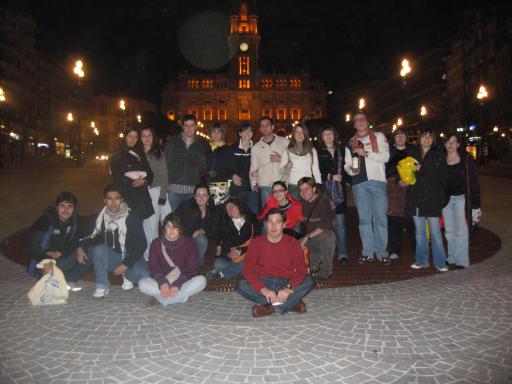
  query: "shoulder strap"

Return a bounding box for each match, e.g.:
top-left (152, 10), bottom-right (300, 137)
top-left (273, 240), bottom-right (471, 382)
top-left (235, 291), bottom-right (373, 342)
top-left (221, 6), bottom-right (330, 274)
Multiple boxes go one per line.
top-left (160, 240), bottom-right (176, 268)
top-left (305, 195), bottom-right (322, 226)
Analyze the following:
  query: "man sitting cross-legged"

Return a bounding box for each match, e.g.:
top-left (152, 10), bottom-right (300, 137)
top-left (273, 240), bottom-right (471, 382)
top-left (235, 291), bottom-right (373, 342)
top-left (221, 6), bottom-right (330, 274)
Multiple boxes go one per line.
top-left (236, 208), bottom-right (314, 317)
top-left (82, 184), bottom-right (149, 298)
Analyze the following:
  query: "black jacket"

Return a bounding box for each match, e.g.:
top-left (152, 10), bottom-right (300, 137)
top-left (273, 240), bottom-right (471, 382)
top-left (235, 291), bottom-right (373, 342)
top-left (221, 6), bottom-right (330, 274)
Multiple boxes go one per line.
top-left (405, 147), bottom-right (448, 217)
top-left (175, 198), bottom-right (221, 240)
top-left (25, 207), bottom-right (81, 261)
top-left (220, 213), bottom-right (257, 256)
top-left (386, 143), bottom-right (415, 180)
top-left (82, 211), bottom-right (146, 269)
top-left (452, 152), bottom-right (481, 224)
top-left (205, 144), bottom-right (232, 183)
top-left (110, 147), bottom-right (154, 220)
top-left (228, 142), bottom-right (253, 192)
top-left (164, 134), bottom-right (208, 186)
top-left (317, 145), bottom-right (347, 214)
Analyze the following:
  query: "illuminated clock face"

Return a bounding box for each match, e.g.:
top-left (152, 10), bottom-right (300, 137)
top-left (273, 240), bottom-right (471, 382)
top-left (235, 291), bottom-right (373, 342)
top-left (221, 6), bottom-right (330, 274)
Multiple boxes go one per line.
top-left (239, 42), bottom-right (249, 52)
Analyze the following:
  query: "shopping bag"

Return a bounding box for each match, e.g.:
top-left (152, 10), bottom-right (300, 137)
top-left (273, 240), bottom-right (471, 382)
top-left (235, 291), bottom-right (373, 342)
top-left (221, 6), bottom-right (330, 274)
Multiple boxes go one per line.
top-left (27, 259), bottom-right (69, 305)
top-left (397, 156), bottom-right (419, 185)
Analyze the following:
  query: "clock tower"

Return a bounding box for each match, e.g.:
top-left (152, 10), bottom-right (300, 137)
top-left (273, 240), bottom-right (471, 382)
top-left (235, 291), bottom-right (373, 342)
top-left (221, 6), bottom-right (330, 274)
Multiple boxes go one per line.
top-left (228, 1), bottom-right (260, 78)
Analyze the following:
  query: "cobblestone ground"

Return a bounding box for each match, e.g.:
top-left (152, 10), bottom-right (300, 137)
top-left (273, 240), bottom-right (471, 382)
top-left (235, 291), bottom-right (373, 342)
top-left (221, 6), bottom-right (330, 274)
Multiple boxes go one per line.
top-left (0, 166), bottom-right (511, 384)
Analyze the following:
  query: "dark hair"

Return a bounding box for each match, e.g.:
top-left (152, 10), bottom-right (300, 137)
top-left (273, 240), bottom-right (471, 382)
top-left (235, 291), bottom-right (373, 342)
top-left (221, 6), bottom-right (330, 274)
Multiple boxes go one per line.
top-left (103, 183), bottom-right (124, 198)
top-left (272, 180), bottom-right (288, 191)
top-left (298, 177), bottom-right (316, 189)
top-left (140, 126), bottom-right (162, 159)
top-left (417, 127), bottom-right (437, 156)
top-left (182, 114), bottom-right (197, 124)
top-left (288, 123), bottom-right (313, 155)
top-left (258, 116), bottom-right (273, 126)
top-left (54, 191), bottom-right (77, 206)
top-left (162, 213), bottom-right (185, 234)
top-left (123, 125), bottom-right (145, 158)
top-left (193, 184), bottom-right (210, 196)
top-left (224, 197), bottom-right (250, 219)
top-left (444, 132), bottom-right (464, 154)
top-left (209, 122), bottom-right (225, 138)
top-left (318, 124), bottom-right (339, 149)
top-left (237, 122), bottom-right (253, 134)
top-left (264, 207), bottom-right (286, 222)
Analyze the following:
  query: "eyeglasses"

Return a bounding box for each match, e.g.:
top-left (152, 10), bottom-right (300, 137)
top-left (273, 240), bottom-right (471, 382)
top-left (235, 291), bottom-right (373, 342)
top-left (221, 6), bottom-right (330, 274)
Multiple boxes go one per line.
top-left (273, 189), bottom-right (287, 194)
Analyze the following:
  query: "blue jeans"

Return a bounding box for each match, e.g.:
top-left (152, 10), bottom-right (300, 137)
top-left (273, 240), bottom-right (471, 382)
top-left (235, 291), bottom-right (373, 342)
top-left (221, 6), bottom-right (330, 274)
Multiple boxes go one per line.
top-left (334, 213), bottom-right (347, 260)
top-left (412, 215), bottom-right (447, 269)
top-left (56, 251), bottom-right (92, 282)
top-left (90, 244), bottom-right (150, 289)
top-left (442, 195), bottom-right (469, 267)
top-left (138, 275), bottom-right (206, 306)
top-left (167, 192), bottom-right (193, 212)
top-left (352, 180), bottom-right (388, 259)
top-left (234, 190), bottom-right (260, 215)
top-left (193, 235), bottom-right (208, 267)
top-left (236, 276), bottom-right (315, 314)
top-left (213, 256), bottom-right (244, 279)
top-left (259, 186), bottom-right (272, 209)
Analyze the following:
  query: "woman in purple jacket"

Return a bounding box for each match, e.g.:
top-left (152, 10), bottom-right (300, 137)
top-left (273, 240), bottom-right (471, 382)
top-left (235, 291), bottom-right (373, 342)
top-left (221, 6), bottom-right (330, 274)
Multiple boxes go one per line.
top-left (138, 214), bottom-right (206, 306)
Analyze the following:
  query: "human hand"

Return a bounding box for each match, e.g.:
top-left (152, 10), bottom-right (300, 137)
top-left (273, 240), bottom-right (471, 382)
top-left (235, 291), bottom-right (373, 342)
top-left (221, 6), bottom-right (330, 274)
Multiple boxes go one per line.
top-left (168, 286), bottom-right (180, 298)
top-left (284, 161), bottom-right (293, 172)
top-left (76, 247), bottom-right (88, 264)
top-left (472, 208), bottom-right (482, 224)
top-left (277, 287), bottom-right (291, 303)
top-left (46, 251), bottom-right (62, 259)
top-left (300, 236), bottom-right (309, 249)
top-left (132, 177), bottom-right (145, 187)
top-left (354, 148), bottom-right (367, 157)
top-left (160, 283), bottom-right (172, 298)
top-left (252, 184), bottom-right (259, 192)
top-left (42, 261), bottom-right (54, 275)
top-left (250, 170), bottom-right (258, 178)
top-left (158, 198), bottom-right (166, 206)
top-left (332, 174), bottom-right (342, 182)
top-left (232, 174), bottom-right (242, 187)
top-left (398, 180), bottom-right (407, 187)
top-left (192, 229), bottom-right (205, 238)
top-left (113, 264), bottom-right (128, 276)
top-left (260, 287), bottom-right (277, 304)
top-left (270, 151), bottom-right (281, 163)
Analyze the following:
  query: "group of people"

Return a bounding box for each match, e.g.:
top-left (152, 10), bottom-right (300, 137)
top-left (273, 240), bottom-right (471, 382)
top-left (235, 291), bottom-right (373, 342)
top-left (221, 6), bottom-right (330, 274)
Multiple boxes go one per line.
top-left (25, 111), bottom-right (481, 317)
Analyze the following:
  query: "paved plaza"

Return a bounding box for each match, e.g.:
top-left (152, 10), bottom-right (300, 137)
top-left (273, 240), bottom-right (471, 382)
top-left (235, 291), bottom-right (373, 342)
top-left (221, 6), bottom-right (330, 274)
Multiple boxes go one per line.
top-left (0, 164), bottom-right (511, 384)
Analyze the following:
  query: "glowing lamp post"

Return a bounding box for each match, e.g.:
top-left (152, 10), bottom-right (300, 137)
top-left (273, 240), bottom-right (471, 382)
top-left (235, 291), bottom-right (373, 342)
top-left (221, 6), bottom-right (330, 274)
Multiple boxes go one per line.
top-left (358, 98), bottom-right (366, 111)
top-left (67, 112), bottom-right (74, 122)
top-left (0, 87), bottom-right (6, 102)
top-left (420, 105), bottom-right (427, 116)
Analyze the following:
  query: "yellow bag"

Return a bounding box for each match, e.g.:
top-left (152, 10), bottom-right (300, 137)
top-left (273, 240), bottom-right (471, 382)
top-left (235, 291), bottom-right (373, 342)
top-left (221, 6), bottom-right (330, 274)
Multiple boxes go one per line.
top-left (27, 259), bottom-right (69, 305)
top-left (397, 156), bottom-right (419, 185)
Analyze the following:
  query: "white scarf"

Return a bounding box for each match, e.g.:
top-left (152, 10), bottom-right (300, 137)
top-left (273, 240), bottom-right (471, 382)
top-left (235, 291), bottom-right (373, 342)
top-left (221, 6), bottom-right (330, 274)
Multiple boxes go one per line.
top-left (92, 203), bottom-right (130, 256)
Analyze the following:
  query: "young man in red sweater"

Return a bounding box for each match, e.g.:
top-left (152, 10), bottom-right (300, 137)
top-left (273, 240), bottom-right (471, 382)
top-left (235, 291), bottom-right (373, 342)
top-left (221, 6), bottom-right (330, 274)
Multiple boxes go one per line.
top-left (237, 208), bottom-right (315, 317)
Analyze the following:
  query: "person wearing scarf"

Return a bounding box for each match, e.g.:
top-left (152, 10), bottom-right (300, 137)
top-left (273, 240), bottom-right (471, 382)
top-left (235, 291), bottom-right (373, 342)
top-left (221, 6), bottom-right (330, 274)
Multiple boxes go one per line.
top-left (138, 214), bottom-right (206, 306)
top-left (84, 184), bottom-right (149, 298)
top-left (344, 111), bottom-right (390, 264)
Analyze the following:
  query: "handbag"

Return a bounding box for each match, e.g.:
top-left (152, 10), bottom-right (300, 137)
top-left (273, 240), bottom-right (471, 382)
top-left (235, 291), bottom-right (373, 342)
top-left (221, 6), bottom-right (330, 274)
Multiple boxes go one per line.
top-left (161, 240), bottom-right (181, 285)
top-left (323, 148), bottom-right (345, 207)
top-left (27, 259), bottom-right (68, 305)
top-left (231, 225), bottom-right (254, 264)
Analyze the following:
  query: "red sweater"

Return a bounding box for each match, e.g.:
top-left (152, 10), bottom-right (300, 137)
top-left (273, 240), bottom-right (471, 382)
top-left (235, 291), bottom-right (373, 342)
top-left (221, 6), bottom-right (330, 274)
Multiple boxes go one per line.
top-left (242, 234), bottom-right (308, 292)
top-left (257, 194), bottom-right (303, 228)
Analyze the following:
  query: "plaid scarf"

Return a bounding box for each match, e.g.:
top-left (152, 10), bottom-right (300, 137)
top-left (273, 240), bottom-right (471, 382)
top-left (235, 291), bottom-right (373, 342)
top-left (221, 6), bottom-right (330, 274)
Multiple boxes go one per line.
top-left (92, 203), bottom-right (130, 256)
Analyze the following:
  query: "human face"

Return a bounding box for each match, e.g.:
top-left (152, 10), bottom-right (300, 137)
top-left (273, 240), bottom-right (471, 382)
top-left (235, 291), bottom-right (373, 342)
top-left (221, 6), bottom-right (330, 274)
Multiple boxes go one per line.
top-left (125, 130), bottom-right (138, 148)
top-left (56, 201), bottom-right (74, 222)
top-left (182, 119), bottom-right (197, 138)
top-left (140, 129), bottom-right (153, 150)
top-left (299, 182), bottom-right (316, 202)
top-left (353, 113), bottom-right (369, 132)
top-left (322, 130), bottom-right (335, 147)
top-left (444, 135), bottom-right (460, 154)
top-left (239, 127), bottom-right (253, 142)
top-left (394, 132), bottom-right (407, 147)
top-left (266, 213), bottom-right (284, 241)
top-left (164, 221), bottom-right (181, 241)
top-left (293, 126), bottom-right (305, 143)
top-left (259, 118), bottom-right (274, 137)
top-left (272, 185), bottom-right (288, 203)
top-left (210, 128), bottom-right (223, 143)
top-left (419, 133), bottom-right (434, 151)
top-left (225, 202), bottom-right (241, 219)
top-left (194, 187), bottom-right (209, 208)
top-left (104, 191), bottom-right (123, 213)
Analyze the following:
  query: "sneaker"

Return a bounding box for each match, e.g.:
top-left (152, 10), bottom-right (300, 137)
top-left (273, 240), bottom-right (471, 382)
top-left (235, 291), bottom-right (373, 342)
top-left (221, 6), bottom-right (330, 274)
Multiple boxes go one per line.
top-left (206, 270), bottom-right (222, 279)
top-left (389, 253), bottom-right (399, 260)
top-left (380, 257), bottom-right (392, 265)
top-left (437, 266), bottom-right (449, 272)
top-left (410, 263), bottom-right (427, 269)
top-left (122, 277), bottom-right (134, 291)
top-left (358, 256), bottom-right (373, 264)
top-left (66, 282), bottom-right (83, 292)
top-left (93, 288), bottom-right (109, 299)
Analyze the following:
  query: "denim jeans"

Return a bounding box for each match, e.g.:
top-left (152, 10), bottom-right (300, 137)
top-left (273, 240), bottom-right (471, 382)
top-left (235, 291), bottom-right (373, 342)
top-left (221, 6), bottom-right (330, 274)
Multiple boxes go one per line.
top-left (442, 195), bottom-right (469, 267)
top-left (334, 213), bottom-right (347, 259)
top-left (234, 190), bottom-right (260, 215)
top-left (352, 180), bottom-right (388, 259)
top-left (167, 191), bottom-right (193, 212)
top-left (236, 276), bottom-right (315, 314)
top-left (412, 215), bottom-right (447, 269)
top-left (138, 275), bottom-right (206, 306)
top-left (193, 234), bottom-right (208, 267)
top-left (259, 186), bottom-right (272, 209)
top-left (90, 244), bottom-right (150, 289)
top-left (56, 251), bottom-right (92, 283)
top-left (213, 256), bottom-right (244, 279)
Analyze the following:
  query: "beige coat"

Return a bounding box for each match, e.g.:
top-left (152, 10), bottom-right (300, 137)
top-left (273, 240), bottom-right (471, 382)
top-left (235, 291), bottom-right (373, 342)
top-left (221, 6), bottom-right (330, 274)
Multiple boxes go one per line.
top-left (250, 135), bottom-right (290, 187)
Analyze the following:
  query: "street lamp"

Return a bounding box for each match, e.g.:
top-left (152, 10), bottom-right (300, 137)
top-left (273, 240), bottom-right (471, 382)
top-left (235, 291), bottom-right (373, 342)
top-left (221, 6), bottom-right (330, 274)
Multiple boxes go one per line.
top-left (493, 126), bottom-right (499, 132)
top-left (0, 87), bottom-right (6, 102)
top-left (136, 114), bottom-right (142, 123)
top-left (119, 99), bottom-right (126, 111)
top-left (397, 117), bottom-right (403, 126)
top-left (420, 105), bottom-right (427, 116)
top-left (476, 85), bottom-right (488, 101)
top-left (358, 98), bottom-right (366, 110)
top-left (67, 112), bottom-right (74, 122)
top-left (400, 58), bottom-right (412, 83)
top-left (345, 113), bottom-right (351, 122)
top-left (73, 60), bottom-right (85, 80)
top-left (72, 59), bottom-right (85, 163)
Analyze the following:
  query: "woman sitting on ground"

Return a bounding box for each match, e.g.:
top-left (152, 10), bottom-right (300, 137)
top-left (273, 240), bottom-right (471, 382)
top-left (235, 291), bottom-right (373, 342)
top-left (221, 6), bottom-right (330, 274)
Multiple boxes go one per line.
top-left (207, 198), bottom-right (257, 280)
top-left (258, 181), bottom-right (303, 237)
top-left (138, 214), bottom-right (207, 306)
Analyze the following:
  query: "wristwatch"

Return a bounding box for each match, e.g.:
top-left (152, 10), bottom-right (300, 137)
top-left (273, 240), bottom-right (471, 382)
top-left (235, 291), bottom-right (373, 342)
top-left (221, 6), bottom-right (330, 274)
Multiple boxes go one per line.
top-left (285, 283), bottom-right (294, 293)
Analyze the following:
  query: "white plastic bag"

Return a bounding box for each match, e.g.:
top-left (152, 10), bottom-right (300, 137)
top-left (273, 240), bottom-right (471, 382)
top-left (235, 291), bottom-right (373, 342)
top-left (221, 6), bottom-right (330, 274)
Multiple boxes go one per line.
top-left (27, 259), bottom-right (69, 305)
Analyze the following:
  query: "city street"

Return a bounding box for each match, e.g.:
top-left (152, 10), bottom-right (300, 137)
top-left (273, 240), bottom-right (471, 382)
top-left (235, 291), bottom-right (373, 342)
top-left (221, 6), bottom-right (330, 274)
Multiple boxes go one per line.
top-left (0, 164), bottom-right (511, 384)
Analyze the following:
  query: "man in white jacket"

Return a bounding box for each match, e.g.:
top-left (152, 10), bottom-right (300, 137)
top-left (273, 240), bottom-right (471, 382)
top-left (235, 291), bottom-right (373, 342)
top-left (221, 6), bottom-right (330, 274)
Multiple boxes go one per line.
top-left (250, 117), bottom-right (289, 207)
top-left (344, 112), bottom-right (390, 263)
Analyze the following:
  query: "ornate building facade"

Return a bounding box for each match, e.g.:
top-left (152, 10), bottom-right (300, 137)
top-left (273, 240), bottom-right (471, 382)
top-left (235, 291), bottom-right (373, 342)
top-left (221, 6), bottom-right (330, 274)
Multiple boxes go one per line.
top-left (161, 1), bottom-right (326, 140)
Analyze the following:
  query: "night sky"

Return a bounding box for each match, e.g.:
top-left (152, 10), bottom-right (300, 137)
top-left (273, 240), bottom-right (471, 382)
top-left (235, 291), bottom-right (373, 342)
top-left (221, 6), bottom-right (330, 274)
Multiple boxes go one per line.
top-left (29, 0), bottom-right (491, 104)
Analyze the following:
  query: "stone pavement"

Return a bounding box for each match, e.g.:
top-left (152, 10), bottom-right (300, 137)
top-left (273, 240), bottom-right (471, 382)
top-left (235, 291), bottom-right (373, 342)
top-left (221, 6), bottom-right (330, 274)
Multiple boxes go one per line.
top-left (0, 164), bottom-right (511, 383)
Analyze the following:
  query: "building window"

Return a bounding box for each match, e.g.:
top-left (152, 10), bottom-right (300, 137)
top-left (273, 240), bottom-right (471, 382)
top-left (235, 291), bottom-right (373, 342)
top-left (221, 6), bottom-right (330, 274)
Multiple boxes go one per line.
top-left (217, 109), bottom-right (227, 121)
top-left (276, 108), bottom-right (286, 120)
top-left (290, 108), bottom-right (301, 120)
top-left (187, 80), bottom-right (199, 89)
top-left (239, 109), bottom-right (251, 120)
top-left (239, 79), bottom-right (251, 89)
top-left (201, 80), bottom-right (213, 88)
top-left (261, 79), bottom-right (272, 88)
top-left (239, 57), bottom-right (250, 75)
top-left (262, 108), bottom-right (272, 118)
top-left (276, 80), bottom-right (287, 88)
top-left (203, 109), bottom-right (213, 121)
top-left (290, 79), bottom-right (301, 88)
top-left (167, 111), bottom-right (175, 121)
